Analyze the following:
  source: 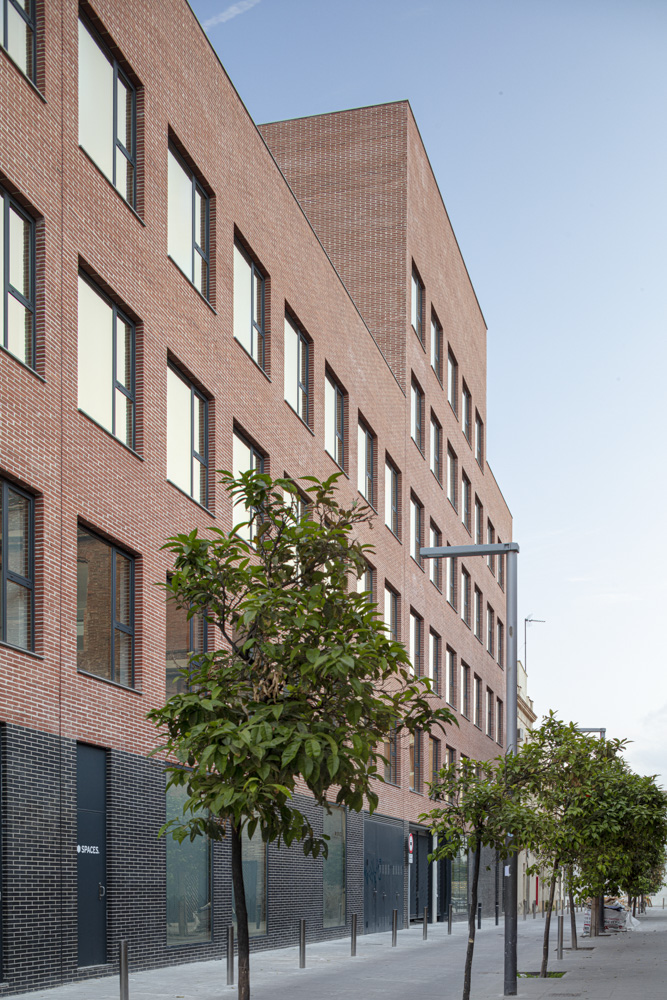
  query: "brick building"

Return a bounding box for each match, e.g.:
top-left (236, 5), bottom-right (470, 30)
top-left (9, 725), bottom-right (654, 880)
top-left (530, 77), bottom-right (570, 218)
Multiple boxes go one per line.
top-left (0, 0), bottom-right (512, 992)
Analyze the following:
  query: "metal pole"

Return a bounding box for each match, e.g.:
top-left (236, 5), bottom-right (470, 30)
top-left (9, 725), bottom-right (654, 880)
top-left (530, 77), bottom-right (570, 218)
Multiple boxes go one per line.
top-left (351, 913), bottom-right (357, 957)
top-left (557, 915), bottom-right (564, 960)
top-left (431, 835), bottom-right (438, 924)
top-left (495, 902), bottom-right (499, 926)
top-left (504, 546), bottom-right (518, 996)
top-left (392, 909), bottom-right (398, 947)
top-left (299, 919), bottom-right (306, 968)
top-left (532, 902), bottom-right (536, 920)
top-left (523, 899), bottom-right (526, 921)
top-left (226, 926), bottom-right (234, 986)
top-left (448, 903), bottom-right (453, 935)
top-left (423, 907), bottom-right (428, 939)
top-left (119, 940), bottom-right (129, 1000)
top-left (599, 895), bottom-right (605, 932)
top-left (477, 902), bottom-right (482, 929)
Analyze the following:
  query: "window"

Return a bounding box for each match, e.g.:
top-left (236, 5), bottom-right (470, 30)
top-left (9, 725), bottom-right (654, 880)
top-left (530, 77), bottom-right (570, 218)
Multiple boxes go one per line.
top-left (384, 585), bottom-right (399, 640)
top-left (384, 727), bottom-right (399, 784)
top-left (166, 783), bottom-right (211, 946)
top-left (474, 585), bottom-right (482, 640)
top-left (409, 610), bottom-right (422, 676)
top-left (462, 383), bottom-right (472, 443)
top-left (446, 547), bottom-right (457, 608)
top-left (411, 266), bottom-right (424, 343)
top-left (461, 567), bottom-right (471, 627)
top-left (325, 372), bottom-right (345, 469)
top-left (165, 593), bottom-right (207, 697)
top-left (461, 473), bottom-right (471, 533)
top-left (487, 521), bottom-right (495, 574)
top-left (428, 629), bottom-right (441, 695)
top-left (475, 412), bottom-right (484, 468)
top-left (1, 186), bottom-right (35, 368)
top-left (487, 689), bottom-right (494, 738)
top-left (498, 541), bottom-right (505, 590)
top-left (168, 145), bottom-right (209, 298)
top-left (167, 364), bottom-right (208, 507)
top-left (356, 562), bottom-right (375, 603)
top-left (78, 18), bottom-right (136, 206)
top-left (384, 459), bottom-right (399, 537)
top-left (410, 495), bottom-right (423, 567)
top-left (496, 699), bottom-right (504, 746)
top-left (473, 675), bottom-right (482, 728)
top-left (323, 805), bottom-right (346, 928)
top-left (447, 349), bottom-right (458, 415)
top-left (497, 619), bottom-right (504, 668)
top-left (474, 497), bottom-right (483, 546)
top-left (234, 242), bottom-right (265, 367)
top-left (77, 526), bottom-right (134, 686)
top-left (409, 729), bottom-right (422, 792)
top-left (429, 523), bottom-right (441, 589)
top-left (428, 736), bottom-right (440, 792)
top-left (357, 421), bottom-right (375, 507)
top-left (410, 378), bottom-right (424, 452)
top-left (461, 663), bottom-right (470, 719)
top-left (232, 431), bottom-right (264, 541)
top-left (487, 604), bottom-right (494, 656)
top-left (232, 827), bottom-right (267, 937)
top-left (430, 415), bottom-right (442, 483)
top-left (445, 646), bottom-right (456, 709)
top-left (447, 445), bottom-right (457, 509)
top-left (284, 316), bottom-right (309, 423)
top-left (0, 478), bottom-right (34, 650)
top-left (78, 273), bottom-right (135, 448)
top-left (431, 314), bottom-right (442, 382)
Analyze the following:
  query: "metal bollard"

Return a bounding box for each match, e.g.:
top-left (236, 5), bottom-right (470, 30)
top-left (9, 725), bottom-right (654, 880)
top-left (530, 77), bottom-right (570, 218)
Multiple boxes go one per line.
top-left (119, 940), bottom-right (129, 1000)
top-left (477, 902), bottom-right (482, 929)
top-left (532, 901), bottom-right (536, 919)
top-left (423, 907), bottom-right (428, 939)
top-left (495, 902), bottom-right (499, 926)
top-left (226, 926), bottom-right (234, 986)
top-left (448, 903), bottom-right (453, 935)
top-left (351, 913), bottom-right (357, 957)
top-left (299, 919), bottom-right (306, 969)
top-left (557, 915), bottom-right (564, 960)
top-left (542, 900), bottom-right (545, 918)
top-left (392, 909), bottom-right (398, 947)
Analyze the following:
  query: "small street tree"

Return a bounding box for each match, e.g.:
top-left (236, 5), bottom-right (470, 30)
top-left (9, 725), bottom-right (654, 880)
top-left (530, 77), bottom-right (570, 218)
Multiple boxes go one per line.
top-left (149, 471), bottom-right (455, 1000)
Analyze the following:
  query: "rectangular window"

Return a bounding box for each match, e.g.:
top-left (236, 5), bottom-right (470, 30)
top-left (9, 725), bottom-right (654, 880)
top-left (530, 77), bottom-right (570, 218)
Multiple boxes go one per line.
top-left (410, 378), bottom-right (424, 451)
top-left (461, 567), bottom-right (471, 627)
top-left (409, 610), bottom-right (422, 676)
top-left (428, 736), bottom-right (440, 793)
top-left (487, 604), bottom-right (494, 655)
top-left (447, 349), bottom-right (458, 415)
top-left (232, 431), bottom-right (264, 541)
top-left (78, 18), bottom-right (136, 206)
top-left (474, 586), bottom-right (482, 640)
top-left (496, 699), bottom-right (504, 746)
top-left (322, 805), bottom-right (346, 928)
top-left (428, 629), bottom-right (441, 695)
top-left (78, 273), bottom-right (135, 448)
top-left (487, 689), bottom-right (494, 738)
top-left (167, 364), bottom-right (208, 507)
top-left (356, 562), bottom-right (375, 603)
top-left (1, 186), bottom-right (35, 368)
top-left (357, 421), bottom-right (375, 507)
top-left (284, 316), bottom-right (309, 424)
top-left (462, 383), bottom-right (471, 443)
top-left (234, 242), bottom-right (265, 367)
top-left (384, 585), bottom-right (399, 640)
top-left (498, 542), bottom-right (505, 590)
top-left (77, 525), bottom-right (134, 687)
top-left (461, 663), bottom-right (470, 719)
top-left (325, 373), bottom-right (345, 469)
top-left (475, 412), bottom-right (484, 468)
top-left (384, 459), bottom-right (399, 537)
top-left (473, 675), bottom-right (482, 728)
top-left (0, 478), bottom-right (34, 650)
top-left (411, 266), bottom-right (423, 343)
top-left (410, 496), bottom-right (423, 567)
top-left (165, 593), bottom-right (207, 697)
top-left (232, 828), bottom-right (267, 937)
top-left (487, 521), bottom-right (495, 574)
top-left (384, 727), bottom-right (399, 784)
top-left (497, 619), bottom-right (504, 668)
top-left (168, 146), bottom-right (209, 298)
top-left (166, 783), bottom-right (211, 946)
top-left (446, 548), bottom-right (457, 609)
top-left (429, 523), bottom-right (441, 590)
top-left (461, 473), bottom-right (471, 532)
top-left (430, 314), bottom-right (442, 382)
top-left (409, 729), bottom-right (422, 792)
top-left (430, 415), bottom-right (442, 483)
top-left (445, 646), bottom-right (456, 709)
top-left (447, 445), bottom-right (457, 509)
top-left (474, 497), bottom-right (483, 546)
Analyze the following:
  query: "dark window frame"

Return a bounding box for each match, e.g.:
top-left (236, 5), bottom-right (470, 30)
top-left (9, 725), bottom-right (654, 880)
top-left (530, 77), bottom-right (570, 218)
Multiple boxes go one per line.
top-left (497, 619), bottom-right (504, 668)
top-left (461, 472), bottom-right (471, 533)
top-left (168, 143), bottom-right (210, 300)
top-left (165, 587), bottom-right (209, 697)
top-left (167, 361), bottom-right (208, 507)
top-left (385, 458), bottom-right (400, 538)
top-left (410, 609), bottom-right (423, 676)
top-left (461, 566), bottom-right (471, 627)
top-left (429, 522), bottom-right (442, 591)
top-left (412, 728), bottom-right (423, 793)
top-left (0, 477), bottom-right (35, 651)
top-left (385, 584), bottom-right (399, 641)
top-left (429, 628), bottom-right (441, 695)
top-left (236, 241), bottom-right (266, 368)
top-left (358, 420), bottom-right (375, 508)
top-left (411, 265), bottom-right (424, 344)
top-left (475, 411), bottom-right (484, 468)
top-left (447, 347), bottom-right (458, 416)
top-left (285, 315), bottom-right (310, 425)
top-left (1, 186), bottom-right (35, 368)
top-left (447, 443), bottom-right (458, 510)
top-left (431, 312), bottom-right (443, 383)
top-left (384, 725), bottom-right (399, 785)
top-left (487, 603), bottom-right (495, 656)
top-left (474, 585), bottom-right (482, 641)
top-left (429, 736), bottom-right (440, 794)
top-left (411, 494), bottom-right (423, 569)
top-left (411, 377), bottom-right (424, 452)
top-left (446, 645), bottom-right (456, 709)
top-left (2, 0), bottom-right (36, 83)
top-left (462, 382), bottom-right (472, 444)
top-left (461, 662), bottom-right (470, 719)
top-left (326, 372), bottom-right (346, 470)
top-left (431, 413), bottom-right (442, 484)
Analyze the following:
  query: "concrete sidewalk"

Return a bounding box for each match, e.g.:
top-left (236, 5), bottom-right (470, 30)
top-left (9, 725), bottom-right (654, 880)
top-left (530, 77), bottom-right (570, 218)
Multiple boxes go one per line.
top-left (13, 907), bottom-right (667, 999)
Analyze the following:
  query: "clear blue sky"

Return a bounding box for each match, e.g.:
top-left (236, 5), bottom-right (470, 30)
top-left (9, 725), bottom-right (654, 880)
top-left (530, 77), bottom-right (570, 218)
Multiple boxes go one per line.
top-left (189, 0), bottom-right (667, 781)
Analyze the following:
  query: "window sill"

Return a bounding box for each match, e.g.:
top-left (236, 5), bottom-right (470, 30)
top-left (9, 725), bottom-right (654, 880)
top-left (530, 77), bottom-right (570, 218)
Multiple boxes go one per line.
top-left (410, 556), bottom-right (424, 573)
top-left (411, 438), bottom-right (424, 457)
top-left (447, 498), bottom-right (458, 514)
top-left (463, 523), bottom-right (472, 536)
top-left (79, 146), bottom-right (145, 225)
top-left (384, 524), bottom-right (401, 543)
top-left (77, 670), bottom-right (142, 694)
top-left (0, 45), bottom-right (46, 102)
top-left (382, 779), bottom-right (400, 788)
top-left (432, 367), bottom-right (443, 388)
top-left (284, 400), bottom-right (315, 436)
top-left (0, 343), bottom-right (45, 382)
top-left (167, 478), bottom-right (215, 517)
top-left (409, 789), bottom-right (425, 796)
top-left (0, 640), bottom-right (43, 660)
top-left (324, 448), bottom-right (348, 478)
top-left (411, 326), bottom-right (426, 352)
top-left (234, 337), bottom-right (271, 382)
top-left (430, 470), bottom-right (443, 489)
top-left (476, 458), bottom-right (484, 473)
top-left (168, 256), bottom-right (217, 314)
top-left (447, 599), bottom-right (456, 612)
top-left (449, 402), bottom-right (459, 422)
top-left (78, 409), bottom-right (143, 461)
top-left (356, 489), bottom-right (376, 513)
top-left (430, 581), bottom-right (442, 594)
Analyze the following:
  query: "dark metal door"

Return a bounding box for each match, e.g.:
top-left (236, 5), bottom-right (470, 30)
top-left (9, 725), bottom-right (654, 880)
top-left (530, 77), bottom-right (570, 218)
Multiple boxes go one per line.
top-left (409, 832), bottom-right (430, 919)
top-left (77, 744), bottom-right (107, 967)
top-left (363, 818), bottom-right (404, 933)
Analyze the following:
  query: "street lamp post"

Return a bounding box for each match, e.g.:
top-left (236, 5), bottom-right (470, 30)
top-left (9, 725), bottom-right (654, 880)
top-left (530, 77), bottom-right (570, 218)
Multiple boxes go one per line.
top-left (421, 540), bottom-right (520, 997)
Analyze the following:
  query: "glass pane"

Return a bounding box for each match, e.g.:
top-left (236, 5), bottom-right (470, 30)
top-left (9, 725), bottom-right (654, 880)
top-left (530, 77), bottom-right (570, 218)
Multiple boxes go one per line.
top-left (115, 149), bottom-right (133, 204)
top-left (299, 340), bottom-right (308, 415)
top-left (252, 270), bottom-right (262, 326)
top-left (232, 433), bottom-right (252, 540)
top-left (194, 189), bottom-right (206, 252)
top-left (357, 425), bottom-right (366, 496)
top-left (166, 783), bottom-right (212, 946)
top-left (114, 389), bottom-right (133, 448)
top-left (6, 580), bottom-right (30, 648)
top-left (167, 367), bottom-right (192, 496)
top-left (233, 247), bottom-right (253, 354)
top-left (78, 276), bottom-right (114, 433)
top-left (0, 197), bottom-right (4, 312)
top-left (9, 207), bottom-right (30, 298)
top-left (114, 628), bottom-right (132, 686)
top-left (116, 76), bottom-right (132, 150)
top-left (193, 393), bottom-right (206, 458)
top-left (77, 528), bottom-right (112, 679)
top-left (7, 295), bottom-right (32, 367)
top-left (7, 489), bottom-right (30, 577)
top-left (78, 20), bottom-right (114, 181)
top-left (324, 377), bottom-right (336, 458)
top-left (283, 319), bottom-right (298, 413)
top-left (7, 4), bottom-right (33, 78)
top-left (323, 806), bottom-right (346, 927)
top-left (232, 828), bottom-right (267, 937)
top-left (115, 551), bottom-right (131, 627)
top-left (194, 252), bottom-right (207, 297)
top-left (193, 457), bottom-right (207, 507)
top-left (336, 390), bottom-right (344, 465)
top-left (165, 597), bottom-right (190, 697)
top-left (116, 318), bottom-right (132, 390)
top-left (168, 150), bottom-right (194, 278)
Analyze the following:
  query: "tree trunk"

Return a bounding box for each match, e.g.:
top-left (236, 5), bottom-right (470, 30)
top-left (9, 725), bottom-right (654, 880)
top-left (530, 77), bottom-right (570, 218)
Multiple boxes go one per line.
top-left (540, 865), bottom-right (558, 978)
top-left (462, 842), bottom-right (482, 1000)
top-left (568, 887), bottom-right (577, 951)
top-left (632, 896), bottom-right (636, 918)
top-left (231, 823), bottom-right (250, 1000)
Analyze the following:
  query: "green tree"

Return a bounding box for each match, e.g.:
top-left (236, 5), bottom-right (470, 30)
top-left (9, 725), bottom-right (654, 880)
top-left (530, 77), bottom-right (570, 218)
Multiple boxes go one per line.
top-left (149, 471), bottom-right (455, 1000)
